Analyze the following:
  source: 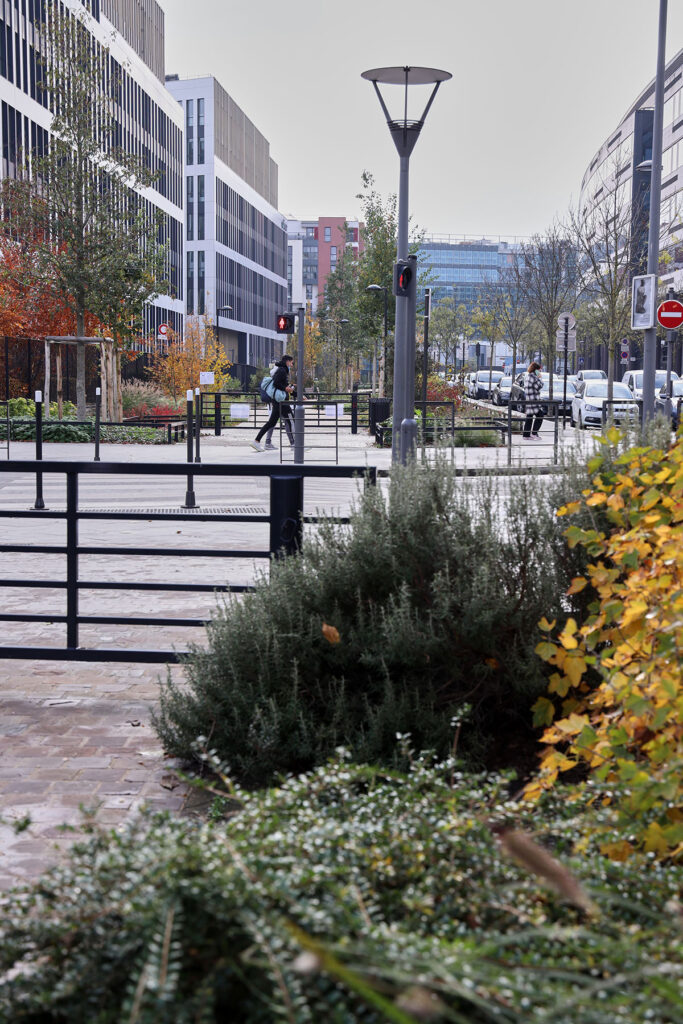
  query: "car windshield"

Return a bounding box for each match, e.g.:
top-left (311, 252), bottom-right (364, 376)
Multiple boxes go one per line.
top-left (585, 383), bottom-right (631, 399)
top-left (552, 378), bottom-right (576, 393)
top-left (499, 377), bottom-right (512, 387)
top-left (633, 372), bottom-right (674, 388)
top-left (476, 371), bottom-right (502, 381)
top-left (582, 370), bottom-right (605, 379)
top-left (663, 380), bottom-right (683, 395)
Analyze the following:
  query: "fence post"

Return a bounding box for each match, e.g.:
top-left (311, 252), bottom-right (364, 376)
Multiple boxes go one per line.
top-left (553, 404), bottom-right (559, 465)
top-left (214, 393), bottom-right (221, 436)
top-left (507, 399), bottom-right (512, 466)
top-left (34, 390), bottom-right (45, 510)
top-left (94, 387), bottom-right (101, 462)
top-left (65, 469), bottom-right (79, 650)
top-left (351, 385), bottom-right (358, 434)
top-left (183, 390), bottom-right (196, 508)
top-left (269, 473), bottom-right (303, 558)
top-left (194, 387), bottom-right (201, 464)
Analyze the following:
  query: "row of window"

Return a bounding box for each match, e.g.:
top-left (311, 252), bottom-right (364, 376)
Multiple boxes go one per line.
top-left (664, 85), bottom-right (683, 132)
top-left (1, 98), bottom-right (46, 176)
top-left (421, 248), bottom-right (511, 265)
top-left (663, 138), bottom-right (683, 179)
top-left (216, 251), bottom-right (287, 331)
top-left (186, 249), bottom-right (205, 315)
top-left (216, 177), bottom-right (286, 277)
top-left (184, 97), bottom-right (205, 165)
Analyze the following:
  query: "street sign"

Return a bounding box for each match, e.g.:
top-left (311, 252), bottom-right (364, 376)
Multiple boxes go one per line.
top-left (556, 328), bottom-right (577, 352)
top-left (199, 371), bottom-right (215, 385)
top-left (620, 347), bottom-right (629, 364)
top-left (631, 274), bottom-right (656, 329)
top-left (157, 322), bottom-right (169, 340)
top-left (558, 312), bottom-right (576, 330)
top-left (656, 299), bottom-right (683, 330)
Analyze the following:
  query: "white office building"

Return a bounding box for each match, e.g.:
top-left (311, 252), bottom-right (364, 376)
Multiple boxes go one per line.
top-left (166, 75), bottom-right (288, 373)
top-left (0, 0), bottom-right (185, 337)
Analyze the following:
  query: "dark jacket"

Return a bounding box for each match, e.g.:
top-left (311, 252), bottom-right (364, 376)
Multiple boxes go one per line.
top-left (272, 363), bottom-right (290, 396)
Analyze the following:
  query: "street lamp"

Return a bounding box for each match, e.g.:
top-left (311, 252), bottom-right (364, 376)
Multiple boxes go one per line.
top-left (361, 65), bottom-right (451, 463)
top-left (366, 284), bottom-right (387, 396)
top-left (216, 305), bottom-right (233, 317)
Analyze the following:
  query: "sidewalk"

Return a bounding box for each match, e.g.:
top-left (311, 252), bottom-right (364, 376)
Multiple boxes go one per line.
top-left (0, 419), bottom-right (589, 891)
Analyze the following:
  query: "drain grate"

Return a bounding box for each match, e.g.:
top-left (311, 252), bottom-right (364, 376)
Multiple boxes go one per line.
top-left (79, 505), bottom-right (268, 515)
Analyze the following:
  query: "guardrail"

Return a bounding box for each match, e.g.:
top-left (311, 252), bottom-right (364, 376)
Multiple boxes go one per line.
top-left (0, 460), bottom-right (375, 663)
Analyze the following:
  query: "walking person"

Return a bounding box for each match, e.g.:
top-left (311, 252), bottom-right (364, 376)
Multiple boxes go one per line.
top-left (251, 355), bottom-right (294, 451)
top-left (522, 360), bottom-right (544, 439)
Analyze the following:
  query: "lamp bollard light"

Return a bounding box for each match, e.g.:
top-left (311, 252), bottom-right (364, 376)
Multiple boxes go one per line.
top-left (33, 390), bottom-right (45, 510)
top-left (183, 389), bottom-right (196, 508)
top-left (194, 386), bottom-right (201, 464)
top-left (361, 64), bottom-right (451, 463)
top-left (94, 386), bottom-right (101, 462)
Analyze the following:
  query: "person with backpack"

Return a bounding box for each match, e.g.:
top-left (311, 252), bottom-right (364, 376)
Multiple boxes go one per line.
top-left (251, 355), bottom-right (294, 451)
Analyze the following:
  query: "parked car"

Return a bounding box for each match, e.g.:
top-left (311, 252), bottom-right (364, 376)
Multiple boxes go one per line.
top-left (655, 379), bottom-right (683, 428)
top-left (472, 370), bottom-right (504, 400)
top-left (576, 369), bottom-right (607, 382)
top-left (622, 369), bottom-right (679, 400)
top-left (571, 381), bottom-right (639, 429)
top-left (492, 376), bottom-right (513, 405)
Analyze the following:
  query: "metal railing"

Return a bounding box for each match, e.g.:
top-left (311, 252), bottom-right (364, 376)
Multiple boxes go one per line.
top-left (0, 460), bottom-right (375, 663)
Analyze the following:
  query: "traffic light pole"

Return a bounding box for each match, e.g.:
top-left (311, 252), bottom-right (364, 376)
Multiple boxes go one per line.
top-left (294, 307), bottom-right (305, 464)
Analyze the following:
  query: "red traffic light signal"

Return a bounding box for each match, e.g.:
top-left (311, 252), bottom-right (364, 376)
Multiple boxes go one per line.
top-left (276, 313), bottom-right (295, 333)
top-left (393, 259), bottom-right (414, 297)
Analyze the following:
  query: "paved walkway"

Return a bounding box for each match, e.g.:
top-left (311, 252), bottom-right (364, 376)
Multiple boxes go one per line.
top-left (0, 416), bottom-right (592, 892)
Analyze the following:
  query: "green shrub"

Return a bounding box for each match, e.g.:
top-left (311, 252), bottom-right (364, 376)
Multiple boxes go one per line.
top-left (6, 397), bottom-right (76, 418)
top-left (155, 460), bottom-right (570, 784)
top-left (0, 420), bottom-right (169, 443)
top-left (0, 755), bottom-right (680, 1022)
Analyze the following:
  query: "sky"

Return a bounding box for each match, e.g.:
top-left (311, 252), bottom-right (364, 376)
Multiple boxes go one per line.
top-left (159, 0), bottom-right (683, 240)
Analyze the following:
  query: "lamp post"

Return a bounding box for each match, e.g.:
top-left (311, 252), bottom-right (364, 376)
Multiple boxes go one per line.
top-left (641, 0), bottom-right (668, 422)
top-left (366, 284), bottom-right (388, 396)
top-left (362, 65), bottom-right (451, 463)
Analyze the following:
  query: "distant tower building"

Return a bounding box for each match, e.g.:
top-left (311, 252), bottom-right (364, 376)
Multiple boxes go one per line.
top-left (287, 217), bottom-right (362, 314)
top-left (166, 75), bottom-right (288, 374)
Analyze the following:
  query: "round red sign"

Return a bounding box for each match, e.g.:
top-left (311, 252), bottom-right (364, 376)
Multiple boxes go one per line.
top-left (656, 299), bottom-right (683, 330)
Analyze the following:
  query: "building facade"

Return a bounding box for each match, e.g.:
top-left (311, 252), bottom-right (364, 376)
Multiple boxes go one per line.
top-left (0, 0), bottom-right (185, 338)
top-left (287, 216), bottom-right (362, 314)
top-left (166, 75), bottom-right (287, 371)
top-left (579, 47), bottom-right (683, 290)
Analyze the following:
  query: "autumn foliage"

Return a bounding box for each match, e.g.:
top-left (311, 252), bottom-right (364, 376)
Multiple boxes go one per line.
top-left (525, 427), bottom-right (683, 861)
top-left (147, 316), bottom-right (232, 401)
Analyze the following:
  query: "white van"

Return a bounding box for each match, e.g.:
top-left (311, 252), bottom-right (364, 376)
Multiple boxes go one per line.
top-left (622, 369), bottom-right (679, 399)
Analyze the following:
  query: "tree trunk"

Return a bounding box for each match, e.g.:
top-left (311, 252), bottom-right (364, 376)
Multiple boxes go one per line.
top-left (114, 343), bottom-right (122, 422)
top-left (43, 340), bottom-right (51, 418)
top-left (76, 311), bottom-right (86, 420)
top-left (56, 347), bottom-right (63, 420)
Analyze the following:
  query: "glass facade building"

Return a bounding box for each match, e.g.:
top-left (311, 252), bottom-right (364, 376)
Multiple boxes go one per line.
top-left (417, 236), bottom-right (523, 312)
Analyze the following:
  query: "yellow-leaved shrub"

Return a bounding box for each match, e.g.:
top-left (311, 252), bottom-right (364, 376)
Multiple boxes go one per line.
top-left (525, 427), bottom-right (683, 861)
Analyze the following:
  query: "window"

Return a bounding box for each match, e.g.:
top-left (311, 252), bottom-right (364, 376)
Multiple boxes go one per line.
top-left (186, 251), bottom-right (194, 315)
top-left (198, 251), bottom-right (205, 315)
top-left (186, 99), bottom-right (194, 165)
top-left (186, 176), bottom-right (194, 241)
top-left (197, 97), bottom-right (205, 163)
top-left (324, 226), bottom-right (331, 241)
top-left (330, 245), bottom-right (337, 269)
top-left (197, 174), bottom-right (205, 240)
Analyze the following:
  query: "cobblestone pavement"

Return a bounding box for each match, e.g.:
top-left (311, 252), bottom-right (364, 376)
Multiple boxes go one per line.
top-left (0, 422), bottom-right (589, 892)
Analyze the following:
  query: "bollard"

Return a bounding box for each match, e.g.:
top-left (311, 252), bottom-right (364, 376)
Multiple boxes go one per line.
top-left (183, 390), bottom-right (196, 508)
top-left (351, 386), bottom-right (358, 434)
top-left (214, 393), bottom-right (221, 436)
top-left (94, 387), bottom-right (101, 461)
top-left (194, 387), bottom-right (201, 464)
top-left (269, 473), bottom-right (303, 558)
top-left (34, 390), bottom-right (45, 510)
top-left (507, 400), bottom-right (512, 466)
top-left (553, 405), bottom-right (559, 465)
top-left (400, 418), bottom-right (417, 465)
top-left (167, 423), bottom-right (172, 444)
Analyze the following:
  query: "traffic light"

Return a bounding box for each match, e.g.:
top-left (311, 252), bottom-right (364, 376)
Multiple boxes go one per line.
top-left (393, 259), bottom-right (414, 298)
top-left (276, 312), bottom-right (295, 334)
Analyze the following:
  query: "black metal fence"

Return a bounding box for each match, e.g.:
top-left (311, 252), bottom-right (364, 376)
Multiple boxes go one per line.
top-left (0, 460), bottom-right (375, 663)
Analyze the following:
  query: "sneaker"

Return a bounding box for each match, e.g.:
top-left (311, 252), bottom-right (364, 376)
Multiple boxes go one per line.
top-left (250, 440), bottom-right (264, 451)
top-left (531, 432), bottom-right (540, 438)
top-left (264, 443), bottom-right (276, 450)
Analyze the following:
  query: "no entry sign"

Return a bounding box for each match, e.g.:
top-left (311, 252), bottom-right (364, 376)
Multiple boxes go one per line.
top-left (656, 299), bottom-right (683, 330)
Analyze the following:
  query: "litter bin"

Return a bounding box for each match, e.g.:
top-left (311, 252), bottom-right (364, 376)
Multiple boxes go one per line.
top-left (368, 397), bottom-right (391, 435)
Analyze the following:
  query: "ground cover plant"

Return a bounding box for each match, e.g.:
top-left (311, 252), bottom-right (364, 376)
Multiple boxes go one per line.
top-left (155, 459), bottom-right (574, 785)
top-left (0, 752), bottom-right (681, 1022)
top-left (0, 420), bottom-right (169, 443)
top-left (525, 427), bottom-right (683, 861)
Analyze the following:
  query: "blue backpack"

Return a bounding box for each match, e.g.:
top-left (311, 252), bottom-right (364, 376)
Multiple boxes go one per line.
top-left (259, 374), bottom-right (287, 404)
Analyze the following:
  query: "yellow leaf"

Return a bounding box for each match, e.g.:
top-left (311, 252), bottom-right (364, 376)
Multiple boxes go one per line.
top-left (606, 425), bottom-right (622, 445)
top-left (558, 501), bottom-right (581, 517)
top-left (321, 623), bottom-right (341, 645)
top-left (643, 822), bottom-right (669, 856)
top-left (538, 617), bottom-right (556, 632)
top-left (566, 576), bottom-right (588, 595)
top-left (600, 840), bottom-right (633, 862)
top-left (559, 618), bottom-right (579, 650)
top-left (564, 654), bottom-right (587, 687)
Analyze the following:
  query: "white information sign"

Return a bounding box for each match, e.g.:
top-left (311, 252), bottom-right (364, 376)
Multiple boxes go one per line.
top-left (199, 371), bottom-right (215, 385)
top-left (337, 403), bottom-right (345, 417)
top-left (324, 405), bottom-right (337, 418)
top-left (557, 311), bottom-right (576, 330)
top-left (631, 274), bottom-right (656, 330)
top-left (230, 403), bottom-right (250, 420)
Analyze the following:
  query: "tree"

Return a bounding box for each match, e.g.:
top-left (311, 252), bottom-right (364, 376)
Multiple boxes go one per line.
top-left (519, 226), bottom-right (579, 397)
top-left (472, 279), bottom-right (507, 393)
top-left (496, 265), bottom-right (533, 380)
top-left (148, 317), bottom-right (232, 402)
top-left (429, 296), bottom-right (472, 374)
top-left (0, 2), bottom-right (166, 419)
top-left (569, 162), bottom-right (648, 400)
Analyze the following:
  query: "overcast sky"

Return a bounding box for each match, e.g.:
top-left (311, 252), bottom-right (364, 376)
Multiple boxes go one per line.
top-left (159, 0), bottom-right (683, 240)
